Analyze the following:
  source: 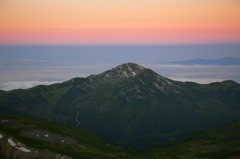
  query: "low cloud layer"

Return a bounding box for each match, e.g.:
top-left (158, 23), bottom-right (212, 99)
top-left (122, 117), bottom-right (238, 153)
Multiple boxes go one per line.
top-left (146, 64), bottom-right (240, 84)
top-left (0, 60), bottom-right (117, 91)
top-left (0, 60), bottom-right (240, 91)
top-left (0, 81), bottom-right (62, 91)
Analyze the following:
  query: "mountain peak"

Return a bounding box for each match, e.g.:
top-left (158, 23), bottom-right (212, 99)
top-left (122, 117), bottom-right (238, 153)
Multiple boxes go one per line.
top-left (114, 63), bottom-right (146, 75)
top-left (106, 62), bottom-right (146, 77)
top-left (88, 63), bottom-right (146, 82)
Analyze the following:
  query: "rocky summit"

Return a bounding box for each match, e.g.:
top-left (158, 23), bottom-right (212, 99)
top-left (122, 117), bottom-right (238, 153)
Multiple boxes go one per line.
top-left (88, 63), bottom-right (146, 82)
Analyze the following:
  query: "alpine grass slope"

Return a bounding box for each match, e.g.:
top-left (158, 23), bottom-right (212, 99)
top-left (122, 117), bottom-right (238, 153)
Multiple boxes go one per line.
top-left (1, 113), bottom-right (240, 159)
top-left (0, 113), bottom-right (133, 159)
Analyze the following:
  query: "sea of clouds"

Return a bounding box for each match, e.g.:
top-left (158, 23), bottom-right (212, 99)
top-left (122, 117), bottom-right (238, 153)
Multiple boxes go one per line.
top-left (0, 59), bottom-right (240, 91)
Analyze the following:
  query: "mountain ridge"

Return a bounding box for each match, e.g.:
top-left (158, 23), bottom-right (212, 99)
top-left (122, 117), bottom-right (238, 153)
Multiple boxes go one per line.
top-left (0, 63), bottom-right (240, 148)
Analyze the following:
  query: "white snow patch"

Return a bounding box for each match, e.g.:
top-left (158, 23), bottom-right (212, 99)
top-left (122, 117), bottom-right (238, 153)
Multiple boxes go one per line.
top-left (154, 82), bottom-right (167, 94)
top-left (7, 137), bottom-right (31, 153)
top-left (45, 134), bottom-right (49, 137)
top-left (0, 134), bottom-right (3, 139)
top-left (2, 120), bottom-right (8, 122)
top-left (61, 139), bottom-right (65, 143)
top-left (8, 138), bottom-right (16, 147)
top-left (16, 146), bottom-right (31, 152)
top-left (126, 64), bottom-right (132, 72)
top-left (165, 80), bottom-right (172, 85)
top-left (123, 71), bottom-right (128, 77)
top-left (132, 72), bottom-right (136, 76)
top-left (61, 157), bottom-right (64, 159)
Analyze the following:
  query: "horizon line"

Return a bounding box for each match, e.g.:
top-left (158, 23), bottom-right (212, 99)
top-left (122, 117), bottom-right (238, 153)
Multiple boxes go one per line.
top-left (1, 43), bottom-right (240, 47)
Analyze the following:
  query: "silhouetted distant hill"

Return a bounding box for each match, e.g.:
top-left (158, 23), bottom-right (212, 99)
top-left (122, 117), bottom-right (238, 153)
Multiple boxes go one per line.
top-left (167, 57), bottom-right (240, 65)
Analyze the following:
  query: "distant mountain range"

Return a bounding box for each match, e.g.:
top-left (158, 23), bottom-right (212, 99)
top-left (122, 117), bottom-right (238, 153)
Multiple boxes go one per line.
top-left (0, 63), bottom-right (240, 149)
top-left (166, 57), bottom-right (240, 65)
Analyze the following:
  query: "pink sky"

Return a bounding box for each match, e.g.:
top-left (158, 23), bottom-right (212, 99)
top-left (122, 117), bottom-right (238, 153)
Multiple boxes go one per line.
top-left (0, 0), bottom-right (240, 45)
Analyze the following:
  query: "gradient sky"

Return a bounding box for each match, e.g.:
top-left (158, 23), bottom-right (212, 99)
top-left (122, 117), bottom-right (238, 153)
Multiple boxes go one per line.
top-left (1, 1), bottom-right (240, 90)
top-left (1, 0), bottom-right (240, 44)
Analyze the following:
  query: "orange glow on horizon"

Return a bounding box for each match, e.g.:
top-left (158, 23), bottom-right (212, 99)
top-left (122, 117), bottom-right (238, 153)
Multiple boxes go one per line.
top-left (1, 26), bottom-right (239, 45)
top-left (0, 0), bottom-right (240, 44)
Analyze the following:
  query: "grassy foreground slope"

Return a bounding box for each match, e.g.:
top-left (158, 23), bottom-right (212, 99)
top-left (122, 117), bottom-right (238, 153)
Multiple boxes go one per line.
top-left (136, 122), bottom-right (240, 159)
top-left (0, 113), bottom-right (134, 159)
top-left (1, 113), bottom-right (240, 159)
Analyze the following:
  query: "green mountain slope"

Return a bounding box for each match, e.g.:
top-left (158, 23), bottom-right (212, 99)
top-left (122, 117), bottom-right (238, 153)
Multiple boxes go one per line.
top-left (0, 63), bottom-right (240, 148)
top-left (0, 113), bottom-right (134, 159)
top-left (1, 113), bottom-right (240, 159)
top-left (136, 121), bottom-right (240, 159)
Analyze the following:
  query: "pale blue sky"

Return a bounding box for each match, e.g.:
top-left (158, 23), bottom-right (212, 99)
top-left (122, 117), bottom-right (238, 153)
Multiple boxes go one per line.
top-left (1, 44), bottom-right (240, 63)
